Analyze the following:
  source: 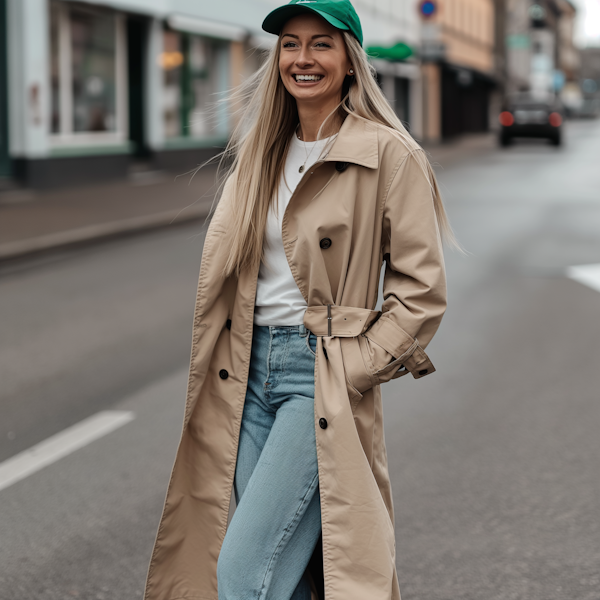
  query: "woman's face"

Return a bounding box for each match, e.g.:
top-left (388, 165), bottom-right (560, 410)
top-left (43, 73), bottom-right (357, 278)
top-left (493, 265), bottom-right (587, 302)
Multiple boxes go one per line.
top-left (279, 13), bottom-right (352, 110)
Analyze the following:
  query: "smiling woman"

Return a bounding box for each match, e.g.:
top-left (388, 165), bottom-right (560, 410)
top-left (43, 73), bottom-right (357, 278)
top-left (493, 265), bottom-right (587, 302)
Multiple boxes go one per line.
top-left (279, 17), bottom-right (352, 142)
top-left (144, 2), bottom-right (452, 600)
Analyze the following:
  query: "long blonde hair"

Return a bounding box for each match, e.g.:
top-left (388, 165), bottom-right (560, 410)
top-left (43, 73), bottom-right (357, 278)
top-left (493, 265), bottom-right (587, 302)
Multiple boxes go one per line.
top-left (218, 32), bottom-right (457, 277)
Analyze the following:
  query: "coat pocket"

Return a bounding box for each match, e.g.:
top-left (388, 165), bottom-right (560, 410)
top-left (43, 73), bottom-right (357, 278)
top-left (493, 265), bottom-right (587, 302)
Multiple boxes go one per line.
top-left (339, 335), bottom-right (391, 407)
top-left (373, 355), bottom-right (409, 383)
top-left (340, 334), bottom-right (408, 400)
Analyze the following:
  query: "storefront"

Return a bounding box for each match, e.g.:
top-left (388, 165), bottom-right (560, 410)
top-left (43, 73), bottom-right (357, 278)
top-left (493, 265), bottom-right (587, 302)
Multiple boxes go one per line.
top-left (8, 0), bottom-right (145, 187)
top-left (155, 16), bottom-right (243, 171)
top-left (5, 0), bottom-right (267, 188)
top-left (4, 0), bottom-right (422, 189)
top-left (441, 64), bottom-right (495, 138)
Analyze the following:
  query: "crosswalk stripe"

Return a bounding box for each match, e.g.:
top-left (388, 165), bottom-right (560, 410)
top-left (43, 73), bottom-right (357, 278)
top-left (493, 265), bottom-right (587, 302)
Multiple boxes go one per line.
top-left (0, 411), bottom-right (135, 492)
top-left (566, 263), bottom-right (600, 294)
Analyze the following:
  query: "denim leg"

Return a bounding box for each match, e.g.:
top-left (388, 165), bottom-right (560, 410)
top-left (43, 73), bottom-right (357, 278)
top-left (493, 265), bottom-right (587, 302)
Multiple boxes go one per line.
top-left (219, 394), bottom-right (320, 600)
top-left (278, 490), bottom-right (321, 600)
top-left (218, 326), bottom-right (321, 600)
top-left (233, 327), bottom-right (274, 503)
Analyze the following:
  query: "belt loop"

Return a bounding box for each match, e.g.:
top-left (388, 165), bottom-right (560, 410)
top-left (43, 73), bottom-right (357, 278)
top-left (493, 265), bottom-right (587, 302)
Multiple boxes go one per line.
top-left (327, 304), bottom-right (332, 337)
top-left (299, 324), bottom-right (307, 337)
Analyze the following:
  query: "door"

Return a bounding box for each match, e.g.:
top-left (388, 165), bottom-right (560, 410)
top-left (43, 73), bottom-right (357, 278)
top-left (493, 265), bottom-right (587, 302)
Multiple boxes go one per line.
top-left (127, 15), bottom-right (148, 157)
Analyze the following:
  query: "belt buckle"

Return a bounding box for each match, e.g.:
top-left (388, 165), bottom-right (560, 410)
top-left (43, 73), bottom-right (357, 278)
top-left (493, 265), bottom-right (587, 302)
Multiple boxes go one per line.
top-left (327, 304), bottom-right (332, 337)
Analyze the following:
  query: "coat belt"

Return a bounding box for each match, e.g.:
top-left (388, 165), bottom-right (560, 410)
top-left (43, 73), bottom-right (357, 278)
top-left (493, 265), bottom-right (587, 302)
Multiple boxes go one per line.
top-left (303, 305), bottom-right (380, 337)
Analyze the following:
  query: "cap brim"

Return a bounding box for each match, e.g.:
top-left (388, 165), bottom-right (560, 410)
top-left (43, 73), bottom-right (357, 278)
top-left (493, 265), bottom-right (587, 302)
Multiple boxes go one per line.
top-left (262, 5), bottom-right (349, 37)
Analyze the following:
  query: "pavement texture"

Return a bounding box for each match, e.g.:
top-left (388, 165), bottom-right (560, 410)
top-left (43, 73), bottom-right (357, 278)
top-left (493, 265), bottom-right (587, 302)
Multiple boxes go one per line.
top-left (0, 134), bottom-right (491, 263)
top-left (0, 164), bottom-right (219, 260)
top-left (0, 119), bottom-right (599, 600)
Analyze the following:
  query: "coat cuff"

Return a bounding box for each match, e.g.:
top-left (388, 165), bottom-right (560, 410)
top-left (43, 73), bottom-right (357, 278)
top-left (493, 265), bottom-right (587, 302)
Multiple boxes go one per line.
top-left (364, 317), bottom-right (435, 379)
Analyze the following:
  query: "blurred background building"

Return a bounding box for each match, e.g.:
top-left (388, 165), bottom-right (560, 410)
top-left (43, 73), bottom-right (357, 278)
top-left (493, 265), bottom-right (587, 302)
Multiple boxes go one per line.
top-left (3, 0), bottom-right (272, 189)
top-left (0, 0), bottom-right (595, 190)
top-left (0, 0), bottom-right (422, 189)
top-left (505, 0), bottom-right (579, 96)
top-left (578, 46), bottom-right (600, 115)
top-left (419, 0), bottom-right (496, 141)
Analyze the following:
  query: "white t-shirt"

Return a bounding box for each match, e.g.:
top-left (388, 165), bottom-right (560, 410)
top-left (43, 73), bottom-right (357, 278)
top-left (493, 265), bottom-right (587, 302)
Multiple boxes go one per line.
top-left (254, 133), bottom-right (335, 326)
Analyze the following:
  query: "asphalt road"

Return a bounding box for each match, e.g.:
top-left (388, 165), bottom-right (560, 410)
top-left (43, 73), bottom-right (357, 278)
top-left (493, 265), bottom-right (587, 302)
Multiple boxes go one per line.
top-left (1, 120), bottom-right (600, 600)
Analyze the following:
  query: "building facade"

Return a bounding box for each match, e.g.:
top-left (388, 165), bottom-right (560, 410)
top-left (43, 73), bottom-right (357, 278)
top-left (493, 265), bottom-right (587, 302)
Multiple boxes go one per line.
top-left (505, 0), bottom-right (578, 97)
top-left (419, 0), bottom-right (497, 141)
top-left (578, 47), bottom-right (600, 116)
top-left (2, 0), bottom-right (424, 189)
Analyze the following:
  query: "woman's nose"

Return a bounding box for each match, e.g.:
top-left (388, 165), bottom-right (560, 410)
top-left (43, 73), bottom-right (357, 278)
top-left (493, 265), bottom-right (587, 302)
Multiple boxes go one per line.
top-left (296, 47), bottom-right (314, 67)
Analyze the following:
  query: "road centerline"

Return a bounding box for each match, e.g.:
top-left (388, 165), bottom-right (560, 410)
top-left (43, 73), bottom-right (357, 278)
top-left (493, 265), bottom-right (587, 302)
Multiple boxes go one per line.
top-left (0, 411), bottom-right (135, 492)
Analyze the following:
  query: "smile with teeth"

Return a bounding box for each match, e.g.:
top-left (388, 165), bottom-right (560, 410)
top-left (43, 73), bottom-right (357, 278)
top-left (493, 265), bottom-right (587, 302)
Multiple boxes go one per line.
top-left (294, 74), bottom-right (324, 81)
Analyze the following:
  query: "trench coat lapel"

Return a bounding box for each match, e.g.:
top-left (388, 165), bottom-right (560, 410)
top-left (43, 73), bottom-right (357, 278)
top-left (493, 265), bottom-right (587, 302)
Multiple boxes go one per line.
top-left (324, 113), bottom-right (379, 169)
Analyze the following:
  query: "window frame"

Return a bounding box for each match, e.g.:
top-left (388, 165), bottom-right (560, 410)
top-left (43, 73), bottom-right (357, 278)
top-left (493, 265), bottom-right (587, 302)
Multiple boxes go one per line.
top-left (48, 1), bottom-right (128, 148)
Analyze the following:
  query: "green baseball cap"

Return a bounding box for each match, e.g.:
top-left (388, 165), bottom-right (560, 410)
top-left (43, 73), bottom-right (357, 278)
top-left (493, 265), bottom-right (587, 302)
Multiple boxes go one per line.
top-left (262, 0), bottom-right (363, 46)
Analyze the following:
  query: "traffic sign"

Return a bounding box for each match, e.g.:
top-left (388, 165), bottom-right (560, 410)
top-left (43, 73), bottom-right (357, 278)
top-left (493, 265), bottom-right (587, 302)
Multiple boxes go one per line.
top-left (419, 0), bottom-right (437, 18)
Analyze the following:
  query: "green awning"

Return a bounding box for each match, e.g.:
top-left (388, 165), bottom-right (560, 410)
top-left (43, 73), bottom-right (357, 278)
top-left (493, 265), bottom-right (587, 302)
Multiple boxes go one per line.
top-left (366, 42), bottom-right (413, 62)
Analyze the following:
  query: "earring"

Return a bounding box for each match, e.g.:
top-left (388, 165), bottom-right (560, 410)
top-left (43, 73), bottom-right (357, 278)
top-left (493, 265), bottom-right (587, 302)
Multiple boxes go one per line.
top-left (349, 68), bottom-right (354, 75)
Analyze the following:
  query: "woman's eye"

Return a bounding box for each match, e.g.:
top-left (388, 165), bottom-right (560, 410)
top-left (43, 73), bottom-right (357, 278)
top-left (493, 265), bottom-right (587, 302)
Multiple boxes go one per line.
top-left (283, 42), bottom-right (297, 48)
top-left (315, 42), bottom-right (331, 48)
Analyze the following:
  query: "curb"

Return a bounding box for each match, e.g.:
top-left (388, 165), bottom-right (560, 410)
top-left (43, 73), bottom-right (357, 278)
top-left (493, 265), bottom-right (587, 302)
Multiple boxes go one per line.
top-left (0, 206), bottom-right (212, 262)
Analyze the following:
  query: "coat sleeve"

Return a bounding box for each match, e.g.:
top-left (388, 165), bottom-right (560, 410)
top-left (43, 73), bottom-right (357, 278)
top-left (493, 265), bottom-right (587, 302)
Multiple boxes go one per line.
top-left (363, 150), bottom-right (447, 381)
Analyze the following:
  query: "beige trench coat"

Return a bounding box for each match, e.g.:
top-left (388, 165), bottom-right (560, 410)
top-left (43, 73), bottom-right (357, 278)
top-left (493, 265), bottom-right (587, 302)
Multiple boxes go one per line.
top-left (144, 113), bottom-right (447, 600)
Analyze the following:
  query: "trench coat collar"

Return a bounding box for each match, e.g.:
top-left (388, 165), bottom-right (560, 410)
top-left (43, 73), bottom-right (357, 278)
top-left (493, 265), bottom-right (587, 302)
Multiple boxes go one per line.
top-left (323, 113), bottom-right (379, 169)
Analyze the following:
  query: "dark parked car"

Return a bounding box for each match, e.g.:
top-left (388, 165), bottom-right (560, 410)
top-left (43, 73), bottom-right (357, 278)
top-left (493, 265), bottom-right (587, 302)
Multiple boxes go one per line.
top-left (498, 94), bottom-right (563, 146)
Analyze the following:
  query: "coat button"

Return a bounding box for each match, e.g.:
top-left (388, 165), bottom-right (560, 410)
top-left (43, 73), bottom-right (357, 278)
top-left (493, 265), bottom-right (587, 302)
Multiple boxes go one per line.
top-left (335, 162), bottom-right (349, 172)
top-left (418, 369), bottom-right (428, 376)
top-left (226, 319), bottom-right (232, 330)
top-left (219, 369), bottom-right (229, 380)
top-left (319, 238), bottom-right (332, 249)
top-left (319, 418), bottom-right (328, 429)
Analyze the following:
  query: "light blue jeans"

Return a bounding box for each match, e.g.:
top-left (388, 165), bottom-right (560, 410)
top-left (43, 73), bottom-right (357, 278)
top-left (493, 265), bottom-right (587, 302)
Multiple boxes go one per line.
top-left (217, 324), bottom-right (322, 600)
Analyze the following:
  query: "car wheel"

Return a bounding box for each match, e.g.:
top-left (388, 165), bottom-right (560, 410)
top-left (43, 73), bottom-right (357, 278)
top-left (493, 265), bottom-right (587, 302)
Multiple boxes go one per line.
top-left (499, 134), bottom-right (511, 147)
top-left (550, 133), bottom-right (562, 146)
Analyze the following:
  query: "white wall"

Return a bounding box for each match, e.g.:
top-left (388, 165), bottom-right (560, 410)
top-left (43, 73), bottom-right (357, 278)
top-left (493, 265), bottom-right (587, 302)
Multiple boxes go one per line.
top-left (145, 17), bottom-right (165, 150)
top-left (7, 0), bottom-right (50, 157)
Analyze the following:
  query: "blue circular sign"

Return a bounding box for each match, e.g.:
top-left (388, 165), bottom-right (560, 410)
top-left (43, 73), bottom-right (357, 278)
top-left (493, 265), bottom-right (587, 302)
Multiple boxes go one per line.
top-left (420, 0), bottom-right (437, 17)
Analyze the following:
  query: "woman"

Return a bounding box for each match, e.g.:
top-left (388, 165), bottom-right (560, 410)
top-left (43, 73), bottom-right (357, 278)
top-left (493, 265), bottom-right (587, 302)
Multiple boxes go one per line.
top-left (144, 1), bottom-right (450, 599)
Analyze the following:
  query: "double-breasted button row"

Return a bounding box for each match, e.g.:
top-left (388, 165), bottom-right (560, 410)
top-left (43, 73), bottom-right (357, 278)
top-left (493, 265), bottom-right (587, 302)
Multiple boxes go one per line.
top-left (220, 319), bottom-right (233, 379)
top-left (319, 238), bottom-right (332, 250)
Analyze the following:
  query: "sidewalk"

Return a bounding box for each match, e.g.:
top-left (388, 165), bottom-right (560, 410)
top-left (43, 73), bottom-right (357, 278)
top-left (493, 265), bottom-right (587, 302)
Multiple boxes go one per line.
top-left (0, 164), bottom-right (220, 261)
top-left (422, 130), bottom-right (497, 168)
top-left (0, 132), bottom-right (496, 262)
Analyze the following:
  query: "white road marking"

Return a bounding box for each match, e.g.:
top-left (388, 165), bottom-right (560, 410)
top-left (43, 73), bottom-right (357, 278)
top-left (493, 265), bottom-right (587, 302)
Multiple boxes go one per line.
top-left (566, 263), bottom-right (600, 294)
top-left (0, 411), bottom-right (135, 492)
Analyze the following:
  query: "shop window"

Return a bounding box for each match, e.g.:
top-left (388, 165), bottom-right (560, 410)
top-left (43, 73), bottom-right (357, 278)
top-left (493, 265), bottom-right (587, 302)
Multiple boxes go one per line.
top-left (160, 28), bottom-right (229, 141)
top-left (162, 29), bottom-right (183, 138)
top-left (49, 1), bottom-right (127, 144)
